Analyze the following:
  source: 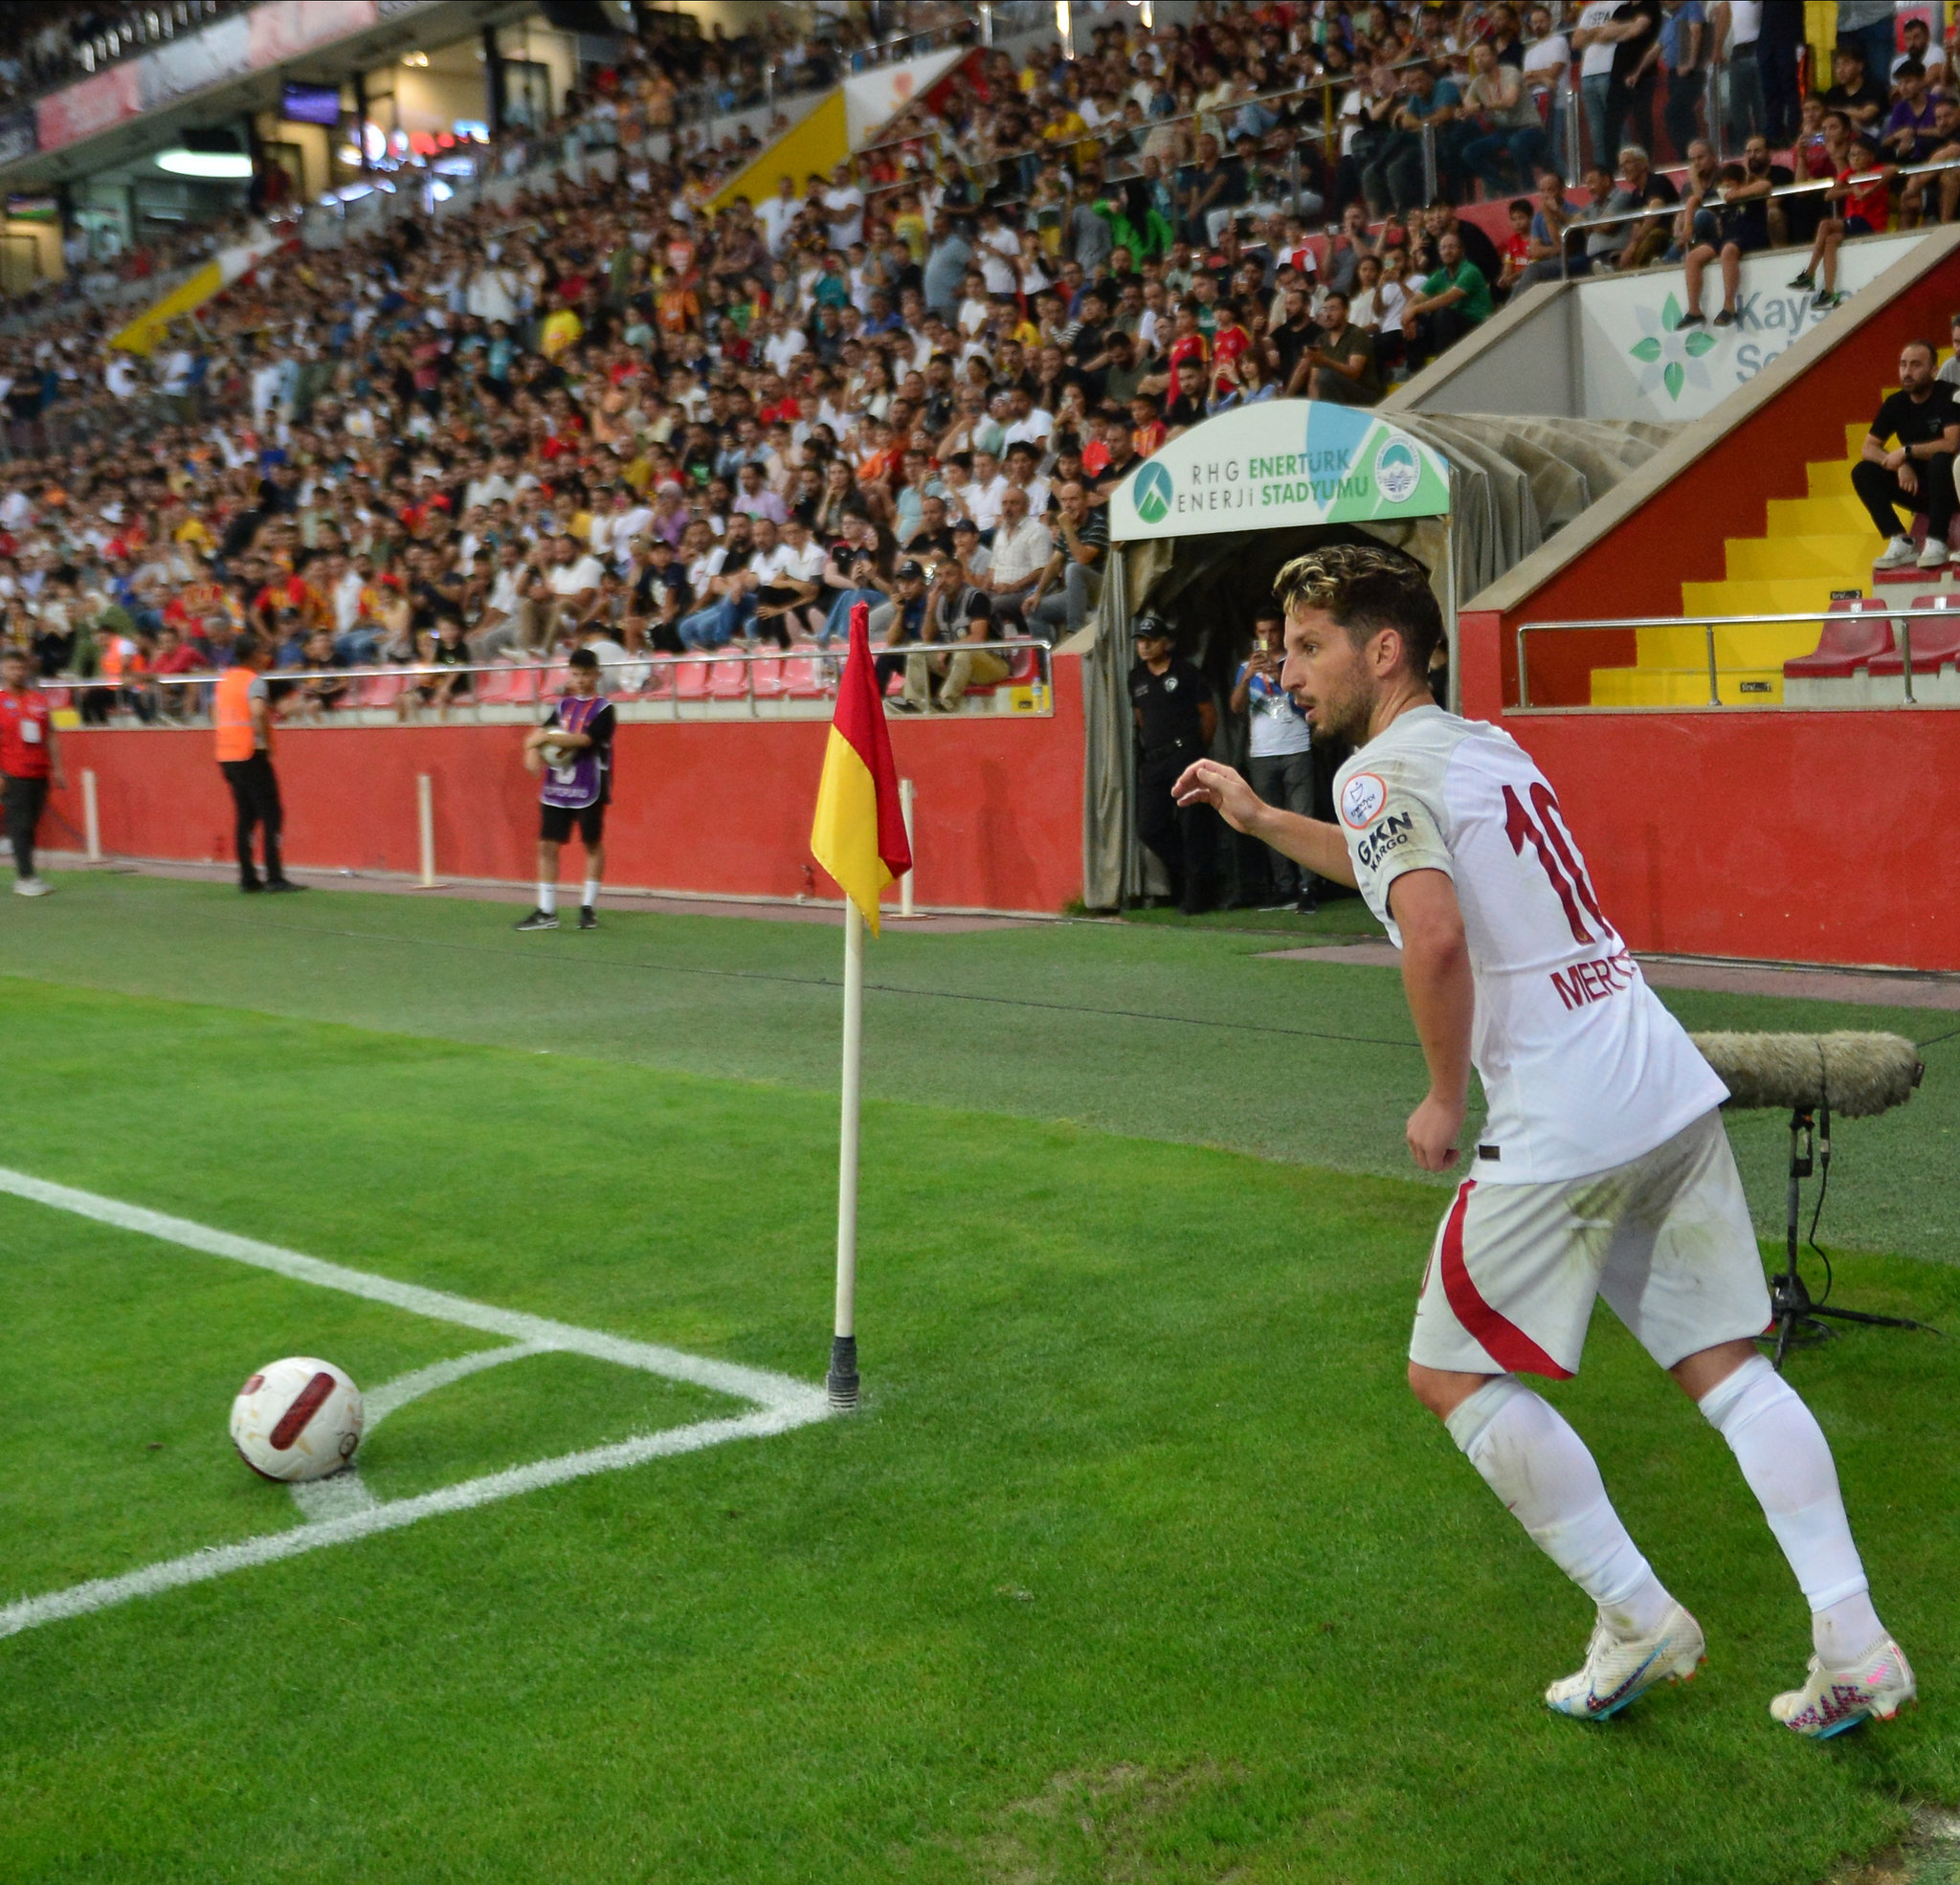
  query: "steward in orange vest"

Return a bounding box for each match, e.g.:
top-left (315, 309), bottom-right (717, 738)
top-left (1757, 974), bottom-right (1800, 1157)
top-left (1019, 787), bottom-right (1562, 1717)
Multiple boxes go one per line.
top-left (214, 634), bottom-right (302, 894)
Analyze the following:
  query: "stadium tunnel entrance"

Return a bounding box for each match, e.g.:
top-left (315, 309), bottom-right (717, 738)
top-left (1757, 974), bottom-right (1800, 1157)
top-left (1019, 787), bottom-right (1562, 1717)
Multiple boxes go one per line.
top-left (1080, 401), bottom-right (1672, 911)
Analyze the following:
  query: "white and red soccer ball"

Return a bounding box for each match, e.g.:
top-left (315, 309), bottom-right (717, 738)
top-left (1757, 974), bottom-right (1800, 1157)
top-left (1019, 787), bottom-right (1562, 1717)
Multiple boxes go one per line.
top-left (230, 1357), bottom-right (364, 1482)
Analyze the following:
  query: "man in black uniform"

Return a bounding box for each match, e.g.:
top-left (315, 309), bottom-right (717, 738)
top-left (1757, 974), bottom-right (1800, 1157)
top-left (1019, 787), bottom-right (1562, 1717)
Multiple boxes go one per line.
top-left (1852, 340), bottom-right (1960, 571)
top-left (1130, 614), bottom-right (1217, 914)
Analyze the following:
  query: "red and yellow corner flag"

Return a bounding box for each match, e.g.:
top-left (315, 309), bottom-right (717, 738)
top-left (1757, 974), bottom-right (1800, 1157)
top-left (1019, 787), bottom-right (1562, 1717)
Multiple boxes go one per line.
top-left (811, 601), bottom-right (913, 934)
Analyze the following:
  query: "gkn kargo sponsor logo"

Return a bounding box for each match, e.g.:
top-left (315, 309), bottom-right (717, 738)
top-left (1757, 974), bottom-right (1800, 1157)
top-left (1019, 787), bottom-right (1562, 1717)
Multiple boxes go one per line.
top-left (1356, 813), bottom-right (1414, 872)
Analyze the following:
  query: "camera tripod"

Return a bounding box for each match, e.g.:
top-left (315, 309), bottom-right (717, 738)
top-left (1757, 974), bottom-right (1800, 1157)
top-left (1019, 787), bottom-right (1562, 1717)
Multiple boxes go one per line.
top-left (1765, 1101), bottom-right (1939, 1370)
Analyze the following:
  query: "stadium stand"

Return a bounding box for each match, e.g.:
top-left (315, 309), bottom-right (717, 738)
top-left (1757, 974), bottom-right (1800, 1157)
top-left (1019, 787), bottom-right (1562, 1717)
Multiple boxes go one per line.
top-left (4, 0), bottom-right (1960, 744)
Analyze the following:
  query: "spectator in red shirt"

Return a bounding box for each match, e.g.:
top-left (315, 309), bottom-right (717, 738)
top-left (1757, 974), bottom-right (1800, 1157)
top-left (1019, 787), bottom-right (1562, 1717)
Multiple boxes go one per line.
top-left (0, 643), bottom-right (62, 897)
top-left (1210, 300), bottom-right (1253, 396)
top-left (1790, 130), bottom-right (1895, 309)
top-left (1166, 299), bottom-right (1210, 379)
top-left (149, 624), bottom-right (206, 723)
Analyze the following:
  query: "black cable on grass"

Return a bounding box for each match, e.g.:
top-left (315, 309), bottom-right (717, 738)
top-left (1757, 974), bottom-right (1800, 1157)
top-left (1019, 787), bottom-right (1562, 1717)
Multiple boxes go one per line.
top-left (1915, 1023), bottom-right (1960, 1051)
top-left (224, 914), bottom-right (1428, 1052)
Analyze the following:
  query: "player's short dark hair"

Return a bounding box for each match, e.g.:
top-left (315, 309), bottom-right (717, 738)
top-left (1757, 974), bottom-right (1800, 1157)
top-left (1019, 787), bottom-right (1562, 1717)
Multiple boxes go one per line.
top-left (568, 648), bottom-right (600, 671)
top-left (234, 632), bottom-right (264, 664)
top-left (1272, 543), bottom-right (1441, 676)
top-left (1897, 56), bottom-right (1927, 79)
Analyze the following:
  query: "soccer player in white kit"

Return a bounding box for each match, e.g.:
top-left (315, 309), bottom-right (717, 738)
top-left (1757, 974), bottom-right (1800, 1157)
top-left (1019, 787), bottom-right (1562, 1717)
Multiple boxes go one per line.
top-left (1174, 545), bottom-right (1915, 1735)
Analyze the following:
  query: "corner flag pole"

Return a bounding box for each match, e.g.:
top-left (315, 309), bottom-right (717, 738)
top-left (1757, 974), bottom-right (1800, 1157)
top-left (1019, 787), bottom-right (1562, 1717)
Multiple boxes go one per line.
top-left (809, 600), bottom-right (911, 1413)
top-left (829, 898), bottom-right (865, 1408)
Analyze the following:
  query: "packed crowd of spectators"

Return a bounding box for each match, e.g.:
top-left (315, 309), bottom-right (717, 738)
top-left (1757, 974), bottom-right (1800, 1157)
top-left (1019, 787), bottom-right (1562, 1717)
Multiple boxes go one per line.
top-left (3, 1), bottom-right (1960, 721)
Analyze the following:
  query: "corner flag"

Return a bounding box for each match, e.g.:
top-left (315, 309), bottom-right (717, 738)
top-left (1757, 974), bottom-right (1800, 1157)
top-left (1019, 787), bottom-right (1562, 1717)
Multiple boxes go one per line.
top-left (810, 602), bottom-right (912, 934)
top-left (809, 601), bottom-right (912, 1411)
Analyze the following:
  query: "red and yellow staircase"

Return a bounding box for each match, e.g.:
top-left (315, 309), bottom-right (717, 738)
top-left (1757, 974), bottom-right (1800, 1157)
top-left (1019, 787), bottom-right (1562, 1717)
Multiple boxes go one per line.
top-left (1588, 408), bottom-right (1960, 704)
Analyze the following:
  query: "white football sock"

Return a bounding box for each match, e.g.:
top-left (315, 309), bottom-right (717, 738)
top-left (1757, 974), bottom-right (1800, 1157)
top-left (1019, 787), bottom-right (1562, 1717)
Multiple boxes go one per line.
top-left (1697, 1354), bottom-right (1884, 1668)
top-left (538, 881), bottom-right (556, 915)
top-left (582, 878), bottom-right (600, 908)
top-left (1446, 1375), bottom-right (1675, 1639)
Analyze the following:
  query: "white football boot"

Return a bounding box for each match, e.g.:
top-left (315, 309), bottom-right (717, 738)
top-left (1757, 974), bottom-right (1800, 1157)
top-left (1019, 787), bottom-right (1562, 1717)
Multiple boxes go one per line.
top-left (1875, 534), bottom-right (1919, 569)
top-left (1770, 1637), bottom-right (1916, 1740)
top-left (1546, 1602), bottom-right (1705, 1720)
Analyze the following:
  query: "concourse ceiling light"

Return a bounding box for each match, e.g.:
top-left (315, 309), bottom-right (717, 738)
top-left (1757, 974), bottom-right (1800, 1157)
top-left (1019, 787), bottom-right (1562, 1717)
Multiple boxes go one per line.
top-left (155, 149), bottom-right (254, 178)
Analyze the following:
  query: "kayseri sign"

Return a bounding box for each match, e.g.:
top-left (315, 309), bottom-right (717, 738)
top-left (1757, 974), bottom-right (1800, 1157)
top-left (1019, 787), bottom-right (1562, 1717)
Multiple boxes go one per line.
top-left (1108, 399), bottom-right (1451, 542)
top-left (1576, 230), bottom-right (1927, 421)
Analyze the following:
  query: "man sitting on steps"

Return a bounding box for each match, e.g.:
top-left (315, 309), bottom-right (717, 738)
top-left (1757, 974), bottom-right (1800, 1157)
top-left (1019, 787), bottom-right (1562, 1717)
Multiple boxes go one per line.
top-left (1853, 339), bottom-right (1960, 571)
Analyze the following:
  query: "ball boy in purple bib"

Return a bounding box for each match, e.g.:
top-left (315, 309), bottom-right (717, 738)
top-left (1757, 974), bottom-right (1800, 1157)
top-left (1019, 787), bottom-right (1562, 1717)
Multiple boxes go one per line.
top-left (515, 648), bottom-right (616, 932)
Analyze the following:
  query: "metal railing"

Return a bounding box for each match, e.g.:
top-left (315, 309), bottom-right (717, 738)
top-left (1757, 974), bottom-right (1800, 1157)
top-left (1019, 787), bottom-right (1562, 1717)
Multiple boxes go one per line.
top-left (39, 642), bottom-right (1056, 726)
top-left (1555, 156), bottom-right (1960, 277)
top-left (1514, 606), bottom-right (1960, 712)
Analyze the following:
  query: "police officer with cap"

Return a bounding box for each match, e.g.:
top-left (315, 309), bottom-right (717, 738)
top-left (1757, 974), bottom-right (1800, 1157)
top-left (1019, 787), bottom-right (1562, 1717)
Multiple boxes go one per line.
top-left (1129, 613), bottom-right (1217, 913)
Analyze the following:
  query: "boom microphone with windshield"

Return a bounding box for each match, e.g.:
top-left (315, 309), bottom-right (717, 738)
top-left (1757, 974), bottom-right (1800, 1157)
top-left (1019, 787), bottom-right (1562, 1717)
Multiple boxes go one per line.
top-left (1690, 1031), bottom-right (1924, 1116)
top-left (1688, 1031), bottom-right (1936, 1367)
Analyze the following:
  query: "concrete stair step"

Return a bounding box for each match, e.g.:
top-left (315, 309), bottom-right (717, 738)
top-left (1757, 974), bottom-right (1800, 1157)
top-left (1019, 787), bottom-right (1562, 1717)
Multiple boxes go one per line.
top-left (1590, 666), bottom-right (1787, 706)
top-left (1770, 493), bottom-right (1874, 532)
top-left (1636, 622), bottom-right (1828, 666)
top-left (1724, 533), bottom-right (1874, 580)
top-left (1681, 576), bottom-right (1872, 615)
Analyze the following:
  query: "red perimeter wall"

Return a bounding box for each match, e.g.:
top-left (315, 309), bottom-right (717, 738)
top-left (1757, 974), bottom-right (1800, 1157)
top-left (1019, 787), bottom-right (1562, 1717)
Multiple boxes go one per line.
top-left (1461, 609), bottom-right (1960, 970)
top-left (45, 657), bottom-right (1086, 915)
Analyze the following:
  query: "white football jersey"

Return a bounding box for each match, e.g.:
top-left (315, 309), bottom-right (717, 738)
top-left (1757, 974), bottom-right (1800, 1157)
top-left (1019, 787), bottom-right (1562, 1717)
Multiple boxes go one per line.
top-left (1335, 706), bottom-right (1725, 1184)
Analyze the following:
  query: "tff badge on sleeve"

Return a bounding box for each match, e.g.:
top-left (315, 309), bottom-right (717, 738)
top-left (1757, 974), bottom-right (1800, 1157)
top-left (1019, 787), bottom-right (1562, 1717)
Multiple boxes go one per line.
top-left (1340, 772), bottom-right (1388, 829)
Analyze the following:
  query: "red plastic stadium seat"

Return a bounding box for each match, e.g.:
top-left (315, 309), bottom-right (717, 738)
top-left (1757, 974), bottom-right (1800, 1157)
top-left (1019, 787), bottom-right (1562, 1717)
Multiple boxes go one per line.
top-left (708, 657), bottom-right (750, 700)
top-left (674, 660), bottom-right (709, 699)
top-left (475, 666), bottom-right (523, 705)
top-left (783, 656), bottom-right (828, 699)
top-left (356, 673), bottom-right (405, 708)
top-left (750, 658), bottom-right (789, 699)
top-left (636, 658), bottom-right (675, 699)
top-left (1870, 595), bottom-right (1960, 676)
top-left (1782, 600), bottom-right (1895, 679)
top-left (42, 686), bottom-right (70, 710)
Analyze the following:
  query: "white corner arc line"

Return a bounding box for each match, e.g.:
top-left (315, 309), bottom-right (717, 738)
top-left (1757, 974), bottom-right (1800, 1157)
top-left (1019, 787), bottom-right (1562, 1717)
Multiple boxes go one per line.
top-left (363, 1342), bottom-right (550, 1428)
top-left (0, 1165), bottom-right (835, 1641)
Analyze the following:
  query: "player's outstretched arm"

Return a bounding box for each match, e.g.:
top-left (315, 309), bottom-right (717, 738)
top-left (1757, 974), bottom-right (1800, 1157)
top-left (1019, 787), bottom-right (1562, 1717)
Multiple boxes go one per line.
top-left (1389, 868), bottom-right (1472, 1172)
top-left (1172, 759), bottom-right (1358, 887)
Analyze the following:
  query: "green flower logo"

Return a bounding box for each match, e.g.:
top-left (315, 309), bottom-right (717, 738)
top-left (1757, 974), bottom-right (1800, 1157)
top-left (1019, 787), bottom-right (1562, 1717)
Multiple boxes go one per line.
top-left (1628, 293), bottom-right (1717, 403)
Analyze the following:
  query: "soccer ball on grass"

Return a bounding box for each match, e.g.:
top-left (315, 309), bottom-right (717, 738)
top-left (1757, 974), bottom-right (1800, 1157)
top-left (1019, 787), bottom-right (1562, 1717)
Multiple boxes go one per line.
top-left (230, 1357), bottom-right (364, 1481)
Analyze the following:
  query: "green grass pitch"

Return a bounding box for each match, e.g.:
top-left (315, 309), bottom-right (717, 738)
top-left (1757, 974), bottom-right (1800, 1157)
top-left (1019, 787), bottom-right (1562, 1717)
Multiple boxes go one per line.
top-left (2, 874), bottom-right (1957, 1884)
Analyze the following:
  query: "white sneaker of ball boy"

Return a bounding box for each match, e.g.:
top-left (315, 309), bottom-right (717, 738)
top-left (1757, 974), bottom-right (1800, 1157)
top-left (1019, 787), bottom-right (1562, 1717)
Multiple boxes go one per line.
top-left (1173, 545), bottom-right (1915, 1739)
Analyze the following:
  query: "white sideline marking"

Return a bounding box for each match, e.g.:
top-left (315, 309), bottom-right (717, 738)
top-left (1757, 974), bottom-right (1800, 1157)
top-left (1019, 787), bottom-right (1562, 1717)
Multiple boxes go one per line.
top-left (0, 1166), bottom-right (821, 1413)
top-left (0, 1166), bottom-right (832, 1640)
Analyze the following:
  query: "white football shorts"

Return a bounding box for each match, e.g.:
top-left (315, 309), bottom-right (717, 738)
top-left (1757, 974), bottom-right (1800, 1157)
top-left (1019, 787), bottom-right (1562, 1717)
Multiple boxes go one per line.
top-left (1409, 1108), bottom-right (1772, 1379)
